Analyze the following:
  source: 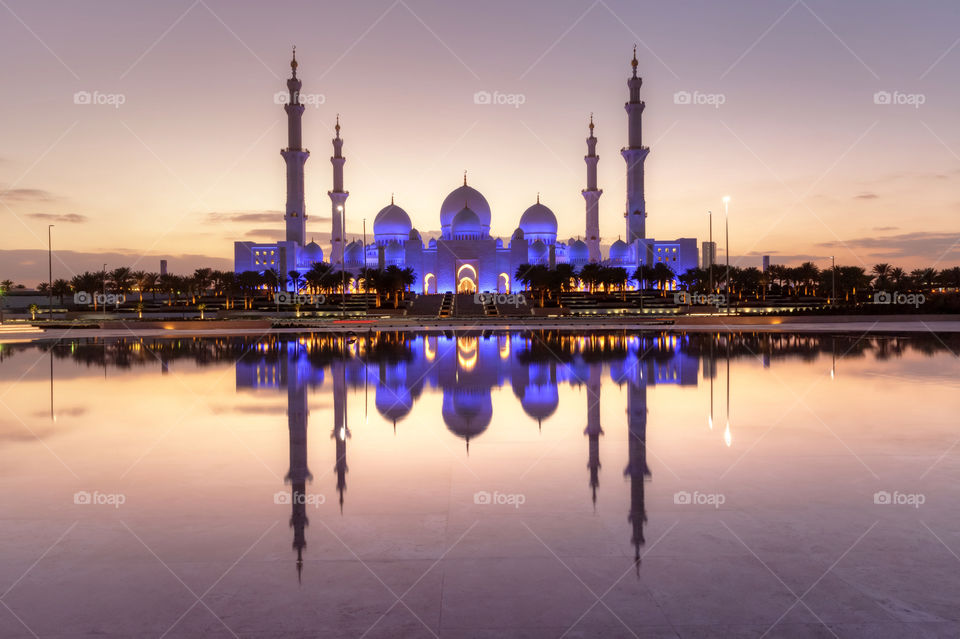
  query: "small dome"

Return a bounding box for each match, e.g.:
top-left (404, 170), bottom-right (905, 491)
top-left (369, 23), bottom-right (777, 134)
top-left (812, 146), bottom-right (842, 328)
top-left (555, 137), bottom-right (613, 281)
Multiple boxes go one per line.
top-left (384, 239), bottom-right (404, 263)
top-left (518, 202), bottom-right (558, 237)
top-left (512, 228), bottom-right (524, 241)
top-left (495, 238), bottom-right (503, 249)
top-left (428, 237), bottom-right (437, 248)
top-left (344, 240), bottom-right (364, 265)
top-left (529, 239), bottom-right (548, 263)
top-left (409, 228), bottom-right (421, 241)
top-left (568, 239), bottom-right (588, 263)
top-left (609, 239), bottom-right (628, 263)
top-left (451, 207), bottom-right (482, 238)
top-left (441, 185), bottom-right (491, 235)
top-left (302, 240), bottom-right (324, 264)
top-left (373, 203), bottom-right (412, 242)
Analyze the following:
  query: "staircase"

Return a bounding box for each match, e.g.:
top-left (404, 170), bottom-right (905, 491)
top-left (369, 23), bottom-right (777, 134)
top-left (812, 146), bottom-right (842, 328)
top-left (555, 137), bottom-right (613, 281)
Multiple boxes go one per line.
top-left (437, 292), bottom-right (454, 318)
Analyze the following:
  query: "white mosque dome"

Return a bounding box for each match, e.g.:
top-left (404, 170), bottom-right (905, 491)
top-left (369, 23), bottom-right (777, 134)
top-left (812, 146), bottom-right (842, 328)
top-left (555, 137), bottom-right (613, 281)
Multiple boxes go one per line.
top-left (302, 240), bottom-right (324, 264)
top-left (373, 202), bottom-right (412, 242)
top-left (529, 239), bottom-right (548, 263)
top-left (568, 239), bottom-right (588, 263)
top-left (518, 202), bottom-right (558, 237)
top-left (451, 207), bottom-right (482, 238)
top-left (609, 239), bottom-right (628, 262)
top-left (344, 240), bottom-right (364, 265)
top-left (384, 239), bottom-right (404, 263)
top-left (441, 184), bottom-right (491, 232)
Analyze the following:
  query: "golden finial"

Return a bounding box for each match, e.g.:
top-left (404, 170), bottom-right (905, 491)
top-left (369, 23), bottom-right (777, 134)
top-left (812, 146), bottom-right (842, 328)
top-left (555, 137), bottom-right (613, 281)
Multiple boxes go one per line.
top-left (589, 112), bottom-right (594, 132)
top-left (291, 45), bottom-right (298, 72)
top-left (463, 170), bottom-right (468, 187)
top-left (537, 192), bottom-right (540, 204)
top-left (335, 113), bottom-right (340, 136)
top-left (632, 44), bottom-right (637, 67)
top-left (391, 193), bottom-right (394, 205)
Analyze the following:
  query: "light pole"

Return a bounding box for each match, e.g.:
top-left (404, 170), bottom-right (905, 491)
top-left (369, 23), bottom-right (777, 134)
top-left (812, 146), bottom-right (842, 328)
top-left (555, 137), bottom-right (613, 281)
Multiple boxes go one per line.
top-left (47, 224), bottom-right (54, 319)
top-left (723, 196), bottom-right (730, 314)
top-left (102, 263), bottom-right (107, 312)
top-left (830, 255), bottom-right (836, 305)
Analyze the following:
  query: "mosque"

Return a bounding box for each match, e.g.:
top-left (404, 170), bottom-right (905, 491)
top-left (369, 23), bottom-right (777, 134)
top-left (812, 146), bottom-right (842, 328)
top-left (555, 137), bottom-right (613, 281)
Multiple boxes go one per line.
top-left (234, 48), bottom-right (699, 292)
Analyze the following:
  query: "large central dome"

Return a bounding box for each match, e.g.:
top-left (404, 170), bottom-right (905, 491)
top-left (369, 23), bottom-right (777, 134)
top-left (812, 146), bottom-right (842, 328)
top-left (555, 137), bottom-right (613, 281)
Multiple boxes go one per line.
top-left (440, 185), bottom-right (490, 238)
top-left (373, 202), bottom-right (412, 243)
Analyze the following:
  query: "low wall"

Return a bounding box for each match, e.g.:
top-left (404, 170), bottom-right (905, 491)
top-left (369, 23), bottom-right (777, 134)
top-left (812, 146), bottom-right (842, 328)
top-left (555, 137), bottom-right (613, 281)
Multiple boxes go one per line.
top-left (99, 320), bottom-right (272, 330)
top-left (674, 314), bottom-right (959, 326)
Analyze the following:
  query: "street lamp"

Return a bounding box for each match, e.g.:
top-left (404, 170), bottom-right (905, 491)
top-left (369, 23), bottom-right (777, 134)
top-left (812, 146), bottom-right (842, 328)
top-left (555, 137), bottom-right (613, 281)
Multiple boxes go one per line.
top-left (722, 196), bottom-right (730, 315)
top-left (830, 255), bottom-right (836, 305)
top-left (47, 224), bottom-right (54, 319)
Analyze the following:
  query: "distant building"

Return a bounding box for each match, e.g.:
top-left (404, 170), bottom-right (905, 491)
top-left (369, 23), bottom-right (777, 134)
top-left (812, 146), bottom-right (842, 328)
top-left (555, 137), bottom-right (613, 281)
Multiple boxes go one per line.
top-left (233, 48), bottom-right (700, 292)
top-left (762, 255), bottom-right (770, 272)
top-left (160, 259), bottom-right (167, 276)
top-left (701, 242), bottom-right (717, 269)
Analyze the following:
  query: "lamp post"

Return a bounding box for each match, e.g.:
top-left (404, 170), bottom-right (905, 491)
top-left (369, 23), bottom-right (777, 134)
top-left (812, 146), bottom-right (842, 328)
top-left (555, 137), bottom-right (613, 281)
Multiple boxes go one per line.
top-left (830, 255), bottom-right (836, 305)
top-left (47, 224), bottom-right (54, 319)
top-left (723, 196), bottom-right (730, 315)
top-left (102, 263), bottom-right (107, 312)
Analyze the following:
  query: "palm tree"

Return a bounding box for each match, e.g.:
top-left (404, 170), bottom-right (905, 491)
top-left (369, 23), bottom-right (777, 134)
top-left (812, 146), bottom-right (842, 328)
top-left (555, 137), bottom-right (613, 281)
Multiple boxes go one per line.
top-left (109, 267), bottom-right (133, 295)
top-left (579, 263), bottom-right (602, 293)
top-left (872, 263), bottom-right (891, 290)
top-left (650, 262), bottom-right (675, 296)
top-left (52, 278), bottom-right (71, 304)
top-left (288, 270), bottom-right (304, 294)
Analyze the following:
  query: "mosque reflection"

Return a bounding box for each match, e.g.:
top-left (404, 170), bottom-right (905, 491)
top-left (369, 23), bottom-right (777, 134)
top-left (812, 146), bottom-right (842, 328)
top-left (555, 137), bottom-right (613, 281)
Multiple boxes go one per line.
top-left (11, 330), bottom-right (960, 582)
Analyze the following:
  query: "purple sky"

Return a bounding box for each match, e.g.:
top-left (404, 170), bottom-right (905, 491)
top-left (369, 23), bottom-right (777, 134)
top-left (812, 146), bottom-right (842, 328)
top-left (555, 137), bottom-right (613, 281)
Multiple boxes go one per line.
top-left (1, 0), bottom-right (958, 284)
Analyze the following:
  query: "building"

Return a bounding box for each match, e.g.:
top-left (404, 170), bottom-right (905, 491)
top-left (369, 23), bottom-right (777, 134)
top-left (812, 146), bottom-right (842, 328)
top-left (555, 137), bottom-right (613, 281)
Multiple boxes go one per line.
top-left (234, 48), bottom-right (699, 292)
top-left (702, 241), bottom-right (717, 269)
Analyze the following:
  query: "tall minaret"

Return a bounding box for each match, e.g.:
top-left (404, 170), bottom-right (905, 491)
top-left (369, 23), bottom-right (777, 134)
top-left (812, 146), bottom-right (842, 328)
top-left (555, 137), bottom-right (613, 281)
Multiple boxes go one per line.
top-left (282, 47), bottom-right (309, 246)
top-left (621, 46), bottom-right (649, 244)
top-left (582, 115), bottom-right (603, 263)
top-left (329, 115), bottom-right (349, 266)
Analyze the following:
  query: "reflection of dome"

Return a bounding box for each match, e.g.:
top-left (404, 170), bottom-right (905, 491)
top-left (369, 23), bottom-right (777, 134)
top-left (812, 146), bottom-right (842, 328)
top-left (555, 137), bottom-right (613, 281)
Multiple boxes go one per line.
top-left (302, 240), bottom-right (324, 264)
top-left (529, 239), bottom-right (548, 264)
top-left (451, 207), bottom-right (482, 239)
top-left (609, 239), bottom-right (628, 263)
top-left (521, 362), bottom-right (558, 422)
top-left (375, 386), bottom-right (412, 424)
top-left (441, 185), bottom-right (490, 235)
top-left (568, 239), bottom-right (588, 263)
top-left (344, 241), bottom-right (364, 265)
top-left (518, 202), bottom-right (558, 239)
top-left (442, 388), bottom-right (491, 445)
top-left (374, 203), bottom-right (412, 243)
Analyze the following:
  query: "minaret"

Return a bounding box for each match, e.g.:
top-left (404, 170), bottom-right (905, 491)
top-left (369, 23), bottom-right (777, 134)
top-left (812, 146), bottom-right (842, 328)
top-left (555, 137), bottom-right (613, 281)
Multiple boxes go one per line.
top-left (621, 46), bottom-right (649, 244)
top-left (329, 115), bottom-right (349, 266)
top-left (282, 47), bottom-right (309, 246)
top-left (582, 115), bottom-right (603, 263)
top-left (283, 342), bottom-right (312, 583)
top-left (584, 361), bottom-right (604, 509)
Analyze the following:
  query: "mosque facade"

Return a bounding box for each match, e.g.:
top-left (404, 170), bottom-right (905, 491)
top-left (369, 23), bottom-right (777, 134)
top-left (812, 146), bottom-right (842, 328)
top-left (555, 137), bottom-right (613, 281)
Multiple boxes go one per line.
top-left (234, 48), bottom-right (699, 293)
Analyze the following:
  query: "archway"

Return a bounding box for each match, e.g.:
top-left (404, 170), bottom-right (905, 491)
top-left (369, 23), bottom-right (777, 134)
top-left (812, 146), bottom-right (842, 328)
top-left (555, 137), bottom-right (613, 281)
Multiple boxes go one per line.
top-left (456, 263), bottom-right (478, 294)
top-left (423, 273), bottom-right (436, 295)
top-left (498, 272), bottom-right (510, 294)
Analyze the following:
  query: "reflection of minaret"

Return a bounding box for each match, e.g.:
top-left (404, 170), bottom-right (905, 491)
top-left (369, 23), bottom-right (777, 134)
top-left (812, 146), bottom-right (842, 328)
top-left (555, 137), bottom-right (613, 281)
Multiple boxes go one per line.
top-left (332, 357), bottom-right (350, 513)
top-left (584, 362), bottom-right (603, 509)
top-left (624, 361), bottom-right (649, 574)
top-left (283, 344), bottom-right (312, 583)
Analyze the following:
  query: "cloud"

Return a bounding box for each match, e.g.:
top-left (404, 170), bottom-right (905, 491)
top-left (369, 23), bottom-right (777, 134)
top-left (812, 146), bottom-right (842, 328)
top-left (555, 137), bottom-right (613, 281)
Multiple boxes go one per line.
top-left (818, 231), bottom-right (960, 262)
top-left (26, 212), bottom-right (87, 223)
top-left (873, 225), bottom-right (898, 232)
top-left (205, 210), bottom-right (282, 224)
top-left (244, 228), bottom-right (285, 240)
top-left (0, 188), bottom-right (58, 202)
top-left (854, 193), bottom-right (878, 200)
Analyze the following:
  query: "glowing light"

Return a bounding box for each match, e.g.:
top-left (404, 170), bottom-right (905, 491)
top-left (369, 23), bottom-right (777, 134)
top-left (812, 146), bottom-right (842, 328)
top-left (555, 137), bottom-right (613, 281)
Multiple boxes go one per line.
top-left (724, 421), bottom-right (732, 447)
top-left (338, 426), bottom-right (346, 440)
top-left (708, 415), bottom-right (713, 430)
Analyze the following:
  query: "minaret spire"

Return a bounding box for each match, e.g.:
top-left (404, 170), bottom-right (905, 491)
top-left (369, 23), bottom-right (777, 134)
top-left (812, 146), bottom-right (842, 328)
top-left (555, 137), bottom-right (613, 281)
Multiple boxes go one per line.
top-left (282, 47), bottom-right (309, 246)
top-left (583, 113), bottom-right (603, 262)
top-left (329, 115), bottom-right (349, 266)
top-left (622, 45), bottom-right (649, 244)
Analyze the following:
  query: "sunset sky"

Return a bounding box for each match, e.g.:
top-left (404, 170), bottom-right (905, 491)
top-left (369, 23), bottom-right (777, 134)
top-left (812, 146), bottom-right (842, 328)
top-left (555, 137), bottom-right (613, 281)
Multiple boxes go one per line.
top-left (1, 0), bottom-right (958, 284)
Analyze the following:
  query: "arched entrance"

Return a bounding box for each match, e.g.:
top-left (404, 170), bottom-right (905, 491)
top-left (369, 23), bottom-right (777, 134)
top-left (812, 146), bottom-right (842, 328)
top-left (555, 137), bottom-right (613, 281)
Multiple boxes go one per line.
top-left (456, 263), bottom-right (478, 293)
top-left (423, 273), bottom-right (436, 295)
top-left (498, 272), bottom-right (510, 294)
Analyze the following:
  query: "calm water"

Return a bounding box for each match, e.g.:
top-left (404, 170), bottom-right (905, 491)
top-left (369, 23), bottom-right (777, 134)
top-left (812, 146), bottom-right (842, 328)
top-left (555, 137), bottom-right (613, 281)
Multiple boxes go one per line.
top-left (1, 331), bottom-right (959, 638)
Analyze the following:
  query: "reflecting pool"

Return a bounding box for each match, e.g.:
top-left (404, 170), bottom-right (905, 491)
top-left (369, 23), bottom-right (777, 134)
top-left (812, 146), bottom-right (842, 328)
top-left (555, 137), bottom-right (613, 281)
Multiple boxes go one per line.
top-left (1, 331), bottom-right (959, 638)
